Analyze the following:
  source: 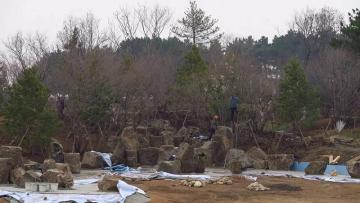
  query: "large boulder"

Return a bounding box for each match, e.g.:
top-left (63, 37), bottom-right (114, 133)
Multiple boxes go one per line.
top-left (106, 136), bottom-right (119, 152)
top-left (194, 148), bottom-right (210, 166)
top-left (305, 161), bottom-right (327, 175)
top-left (111, 142), bottom-right (126, 165)
top-left (148, 120), bottom-right (173, 135)
top-left (137, 135), bottom-right (151, 149)
top-left (149, 135), bottom-right (164, 148)
top-left (194, 151), bottom-right (207, 173)
top-left (9, 168), bottom-right (41, 188)
top-left (229, 161), bottom-right (242, 174)
top-left (10, 167), bottom-right (25, 187)
top-left (64, 153), bottom-right (81, 174)
top-left (0, 158), bottom-right (11, 184)
top-left (23, 160), bottom-right (41, 171)
top-left (225, 149), bottom-right (252, 170)
top-left (98, 174), bottom-right (122, 191)
top-left (173, 127), bottom-right (191, 145)
top-left (176, 142), bottom-right (205, 173)
top-left (138, 147), bottom-right (160, 165)
top-left (246, 147), bottom-right (268, 169)
top-left (50, 139), bottom-right (64, 163)
top-left (161, 131), bottom-right (174, 145)
top-left (135, 126), bottom-right (149, 135)
top-left (41, 168), bottom-right (73, 188)
top-left (347, 154), bottom-right (360, 163)
top-left (24, 170), bottom-right (42, 182)
top-left (57, 172), bottom-right (74, 188)
top-left (81, 151), bottom-right (104, 169)
top-left (246, 147), bottom-right (267, 160)
top-left (347, 161), bottom-right (360, 178)
top-left (125, 150), bottom-right (138, 167)
top-left (120, 127), bottom-right (140, 151)
top-left (176, 143), bottom-right (196, 173)
top-left (158, 160), bottom-right (181, 174)
top-left (56, 163), bottom-right (73, 188)
top-left (175, 127), bottom-right (190, 137)
top-left (173, 136), bottom-right (185, 147)
top-left (212, 127), bottom-right (234, 166)
top-left (196, 141), bottom-right (214, 167)
top-left (55, 163), bottom-right (73, 174)
top-left (43, 159), bottom-right (56, 172)
top-left (0, 146), bottom-right (23, 168)
top-left (158, 145), bottom-right (177, 163)
top-left (41, 169), bottom-right (62, 183)
top-left (268, 154), bottom-right (295, 170)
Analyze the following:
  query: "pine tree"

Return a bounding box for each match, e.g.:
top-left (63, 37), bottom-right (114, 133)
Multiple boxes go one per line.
top-left (3, 68), bottom-right (60, 148)
top-left (172, 46), bottom-right (209, 114)
top-left (276, 59), bottom-right (320, 127)
top-left (176, 46), bottom-right (208, 86)
top-left (171, 1), bottom-right (221, 45)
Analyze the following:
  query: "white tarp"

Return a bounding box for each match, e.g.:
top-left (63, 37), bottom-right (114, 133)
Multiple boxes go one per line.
top-left (157, 171), bottom-right (211, 180)
top-left (117, 180), bottom-right (147, 202)
top-left (242, 169), bottom-right (360, 184)
top-left (0, 179), bottom-right (148, 203)
top-left (0, 191), bottom-right (120, 203)
top-left (73, 178), bottom-right (99, 186)
top-left (92, 151), bottom-right (112, 167)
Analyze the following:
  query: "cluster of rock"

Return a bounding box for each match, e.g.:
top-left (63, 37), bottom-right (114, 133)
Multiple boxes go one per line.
top-left (106, 121), bottom-right (302, 174)
top-left (247, 182), bottom-right (270, 191)
top-left (180, 179), bottom-right (205, 187)
top-left (180, 177), bottom-right (233, 188)
top-left (0, 145), bottom-right (76, 188)
top-left (107, 120), bottom-right (208, 174)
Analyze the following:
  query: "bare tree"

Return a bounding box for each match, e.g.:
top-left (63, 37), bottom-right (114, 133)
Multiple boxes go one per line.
top-left (27, 32), bottom-right (49, 62)
top-left (307, 48), bottom-right (360, 117)
top-left (79, 12), bottom-right (108, 50)
top-left (136, 4), bottom-right (172, 38)
top-left (292, 7), bottom-right (343, 64)
top-left (113, 7), bottom-right (139, 40)
top-left (57, 17), bottom-right (80, 50)
top-left (3, 32), bottom-right (28, 70)
top-left (57, 13), bottom-right (108, 51)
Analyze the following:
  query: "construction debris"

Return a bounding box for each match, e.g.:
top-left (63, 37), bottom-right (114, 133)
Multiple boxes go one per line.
top-left (180, 177), bottom-right (233, 187)
top-left (180, 180), bottom-right (206, 187)
top-left (209, 177), bottom-right (233, 185)
top-left (247, 182), bottom-right (270, 191)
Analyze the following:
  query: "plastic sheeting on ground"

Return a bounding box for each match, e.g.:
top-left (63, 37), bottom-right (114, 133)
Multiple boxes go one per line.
top-left (291, 161), bottom-right (350, 176)
top-left (105, 164), bottom-right (138, 173)
top-left (0, 178), bottom-right (148, 203)
top-left (73, 178), bottom-right (99, 186)
top-left (92, 151), bottom-right (112, 167)
top-left (156, 171), bottom-right (211, 180)
top-left (0, 191), bottom-right (120, 203)
top-left (117, 180), bottom-right (147, 202)
top-left (242, 169), bottom-right (360, 184)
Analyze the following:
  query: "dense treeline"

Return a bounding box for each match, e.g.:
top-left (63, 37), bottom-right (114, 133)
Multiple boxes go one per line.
top-left (0, 2), bottom-right (359, 153)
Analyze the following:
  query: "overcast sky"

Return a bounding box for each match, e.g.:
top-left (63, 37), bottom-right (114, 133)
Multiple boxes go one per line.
top-left (0, 0), bottom-right (358, 49)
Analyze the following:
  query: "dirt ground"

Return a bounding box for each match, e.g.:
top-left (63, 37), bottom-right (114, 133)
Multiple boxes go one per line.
top-left (131, 176), bottom-right (360, 203)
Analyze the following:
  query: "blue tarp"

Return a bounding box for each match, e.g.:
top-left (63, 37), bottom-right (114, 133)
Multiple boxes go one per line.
top-left (291, 162), bottom-right (310, 171)
top-left (105, 164), bottom-right (137, 173)
top-left (325, 165), bottom-right (349, 176)
top-left (291, 161), bottom-right (350, 176)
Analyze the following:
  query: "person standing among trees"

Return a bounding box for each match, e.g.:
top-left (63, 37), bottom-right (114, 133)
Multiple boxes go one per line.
top-left (230, 96), bottom-right (239, 122)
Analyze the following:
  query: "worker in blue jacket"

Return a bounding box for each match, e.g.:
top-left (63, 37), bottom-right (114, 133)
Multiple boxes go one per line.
top-left (230, 96), bottom-right (239, 122)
